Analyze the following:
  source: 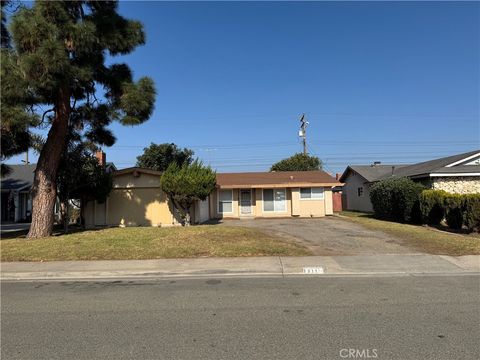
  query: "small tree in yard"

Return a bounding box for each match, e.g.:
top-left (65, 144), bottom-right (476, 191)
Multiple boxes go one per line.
top-left (270, 153), bottom-right (322, 172)
top-left (160, 161), bottom-right (216, 226)
top-left (2, 1), bottom-right (156, 238)
top-left (136, 143), bottom-right (194, 172)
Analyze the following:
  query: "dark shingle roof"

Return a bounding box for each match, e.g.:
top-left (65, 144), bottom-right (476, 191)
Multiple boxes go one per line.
top-left (339, 165), bottom-right (409, 183)
top-left (1, 164), bottom-right (36, 191)
top-left (381, 150), bottom-right (480, 179)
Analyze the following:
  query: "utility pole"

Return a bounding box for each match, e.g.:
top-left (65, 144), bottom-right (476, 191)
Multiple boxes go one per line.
top-left (22, 149), bottom-right (29, 165)
top-left (299, 113), bottom-right (309, 154)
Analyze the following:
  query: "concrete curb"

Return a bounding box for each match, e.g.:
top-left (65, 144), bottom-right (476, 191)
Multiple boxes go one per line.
top-left (1, 255), bottom-right (479, 281)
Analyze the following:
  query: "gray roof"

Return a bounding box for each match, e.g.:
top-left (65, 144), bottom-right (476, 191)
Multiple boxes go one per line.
top-left (381, 150), bottom-right (480, 179)
top-left (340, 164), bottom-right (409, 183)
top-left (1, 164), bottom-right (36, 191)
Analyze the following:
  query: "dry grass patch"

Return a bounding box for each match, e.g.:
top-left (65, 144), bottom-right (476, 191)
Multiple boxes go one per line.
top-left (340, 211), bottom-right (480, 256)
top-left (0, 225), bottom-right (311, 262)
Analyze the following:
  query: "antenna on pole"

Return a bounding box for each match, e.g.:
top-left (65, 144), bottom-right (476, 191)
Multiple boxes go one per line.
top-left (298, 113), bottom-right (309, 154)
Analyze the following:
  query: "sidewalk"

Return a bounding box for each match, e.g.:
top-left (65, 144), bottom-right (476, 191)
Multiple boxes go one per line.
top-left (2, 254), bottom-right (479, 280)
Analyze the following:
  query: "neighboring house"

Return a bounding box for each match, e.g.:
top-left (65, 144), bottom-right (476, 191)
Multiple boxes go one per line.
top-left (340, 150), bottom-right (480, 212)
top-left (339, 164), bottom-right (409, 212)
top-left (1, 164), bottom-right (36, 222)
top-left (384, 150), bottom-right (480, 193)
top-left (0, 151), bottom-right (116, 224)
top-left (84, 169), bottom-right (341, 228)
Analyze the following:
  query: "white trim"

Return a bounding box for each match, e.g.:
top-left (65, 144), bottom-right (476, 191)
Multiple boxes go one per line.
top-left (445, 152), bottom-right (480, 167)
top-left (262, 188), bottom-right (287, 213)
top-left (299, 187), bottom-right (325, 201)
top-left (217, 189), bottom-right (233, 214)
top-left (430, 173), bottom-right (480, 177)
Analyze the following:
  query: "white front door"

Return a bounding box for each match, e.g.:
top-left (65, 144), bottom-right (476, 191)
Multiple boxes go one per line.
top-left (240, 190), bottom-right (252, 215)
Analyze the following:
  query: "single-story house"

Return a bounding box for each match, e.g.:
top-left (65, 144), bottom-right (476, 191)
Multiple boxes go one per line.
top-left (338, 164), bottom-right (409, 213)
top-left (340, 150), bottom-right (480, 212)
top-left (84, 169), bottom-right (342, 228)
top-left (1, 151), bottom-right (116, 224)
top-left (1, 164), bottom-right (36, 222)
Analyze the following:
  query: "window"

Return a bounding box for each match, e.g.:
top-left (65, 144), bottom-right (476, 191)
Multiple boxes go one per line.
top-left (263, 189), bottom-right (286, 212)
top-left (300, 187), bottom-right (324, 200)
top-left (357, 187), bottom-right (364, 197)
top-left (218, 190), bottom-right (233, 213)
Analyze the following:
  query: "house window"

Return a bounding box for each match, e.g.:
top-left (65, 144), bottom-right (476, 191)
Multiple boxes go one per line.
top-left (300, 187), bottom-right (324, 200)
top-left (218, 190), bottom-right (233, 213)
top-left (263, 189), bottom-right (286, 212)
top-left (357, 187), bottom-right (364, 197)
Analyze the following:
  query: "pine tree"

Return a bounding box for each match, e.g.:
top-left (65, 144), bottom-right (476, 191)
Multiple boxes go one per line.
top-left (2, 1), bottom-right (155, 237)
top-left (1, 0), bottom-right (37, 177)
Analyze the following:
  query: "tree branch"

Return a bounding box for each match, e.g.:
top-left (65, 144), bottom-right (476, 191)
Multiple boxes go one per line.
top-left (40, 108), bottom-right (55, 125)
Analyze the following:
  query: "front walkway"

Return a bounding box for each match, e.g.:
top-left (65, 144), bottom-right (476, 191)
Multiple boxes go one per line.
top-left (2, 255), bottom-right (479, 280)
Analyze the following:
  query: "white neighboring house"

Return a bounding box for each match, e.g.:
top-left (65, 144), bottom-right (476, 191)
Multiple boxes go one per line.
top-left (339, 164), bottom-right (408, 212)
top-left (340, 150), bottom-right (480, 213)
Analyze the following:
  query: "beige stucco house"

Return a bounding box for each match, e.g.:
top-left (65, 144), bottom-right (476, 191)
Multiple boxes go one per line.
top-left (211, 171), bottom-right (340, 219)
top-left (84, 169), bottom-right (341, 228)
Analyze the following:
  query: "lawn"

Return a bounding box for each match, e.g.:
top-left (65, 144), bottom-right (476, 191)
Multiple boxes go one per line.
top-left (0, 225), bottom-right (311, 262)
top-left (340, 211), bottom-right (480, 256)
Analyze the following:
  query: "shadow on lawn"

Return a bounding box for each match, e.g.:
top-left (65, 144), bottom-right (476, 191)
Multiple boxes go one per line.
top-left (0, 224), bottom-right (107, 240)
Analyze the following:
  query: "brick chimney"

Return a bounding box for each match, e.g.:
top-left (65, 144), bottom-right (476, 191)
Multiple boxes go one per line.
top-left (335, 173), bottom-right (340, 180)
top-left (95, 150), bottom-right (106, 168)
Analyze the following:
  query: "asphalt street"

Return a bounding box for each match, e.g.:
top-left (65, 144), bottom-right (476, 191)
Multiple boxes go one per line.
top-left (1, 275), bottom-right (479, 360)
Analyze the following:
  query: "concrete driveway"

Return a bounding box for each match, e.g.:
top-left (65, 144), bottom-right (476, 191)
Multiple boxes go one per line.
top-left (220, 217), bottom-right (418, 255)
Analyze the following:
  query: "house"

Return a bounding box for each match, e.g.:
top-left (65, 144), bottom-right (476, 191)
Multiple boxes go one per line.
top-left (340, 150), bottom-right (480, 212)
top-left (339, 164), bottom-right (409, 212)
top-left (0, 151), bottom-right (116, 224)
top-left (84, 169), bottom-right (342, 228)
top-left (211, 171), bottom-right (340, 219)
top-left (1, 164), bottom-right (36, 222)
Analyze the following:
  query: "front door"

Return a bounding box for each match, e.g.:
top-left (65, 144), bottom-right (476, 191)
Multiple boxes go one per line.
top-left (240, 189), bottom-right (252, 215)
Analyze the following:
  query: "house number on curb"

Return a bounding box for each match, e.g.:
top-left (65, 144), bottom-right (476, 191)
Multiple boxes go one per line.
top-left (303, 266), bottom-right (325, 274)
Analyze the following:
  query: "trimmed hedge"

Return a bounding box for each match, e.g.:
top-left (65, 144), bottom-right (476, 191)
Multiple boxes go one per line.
top-left (371, 181), bottom-right (480, 232)
top-left (418, 190), bottom-right (480, 232)
top-left (463, 194), bottom-right (480, 232)
top-left (444, 194), bottom-right (464, 230)
top-left (370, 177), bottom-right (425, 223)
top-left (419, 189), bottom-right (448, 225)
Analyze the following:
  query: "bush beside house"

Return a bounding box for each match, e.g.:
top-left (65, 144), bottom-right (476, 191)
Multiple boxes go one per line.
top-left (370, 177), bottom-right (425, 223)
top-left (371, 180), bottom-right (480, 232)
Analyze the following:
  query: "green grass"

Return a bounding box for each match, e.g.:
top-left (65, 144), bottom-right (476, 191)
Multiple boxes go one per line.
top-left (0, 225), bottom-right (311, 262)
top-left (340, 211), bottom-right (480, 256)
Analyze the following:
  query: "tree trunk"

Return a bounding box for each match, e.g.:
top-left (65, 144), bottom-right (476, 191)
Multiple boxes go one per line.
top-left (27, 88), bottom-right (70, 238)
top-left (184, 209), bottom-right (191, 226)
top-left (63, 198), bottom-right (69, 234)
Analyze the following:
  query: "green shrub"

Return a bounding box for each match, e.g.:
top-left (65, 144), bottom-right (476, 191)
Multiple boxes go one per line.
top-left (370, 177), bottom-right (425, 223)
top-left (444, 193), bottom-right (464, 230)
top-left (419, 190), bottom-right (447, 225)
top-left (463, 194), bottom-right (480, 232)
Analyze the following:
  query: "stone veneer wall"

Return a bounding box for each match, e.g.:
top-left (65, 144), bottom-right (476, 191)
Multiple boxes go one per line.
top-left (432, 177), bottom-right (480, 194)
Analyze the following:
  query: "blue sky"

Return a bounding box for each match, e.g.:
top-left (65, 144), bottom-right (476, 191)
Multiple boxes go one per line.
top-left (9, 1), bottom-right (480, 174)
